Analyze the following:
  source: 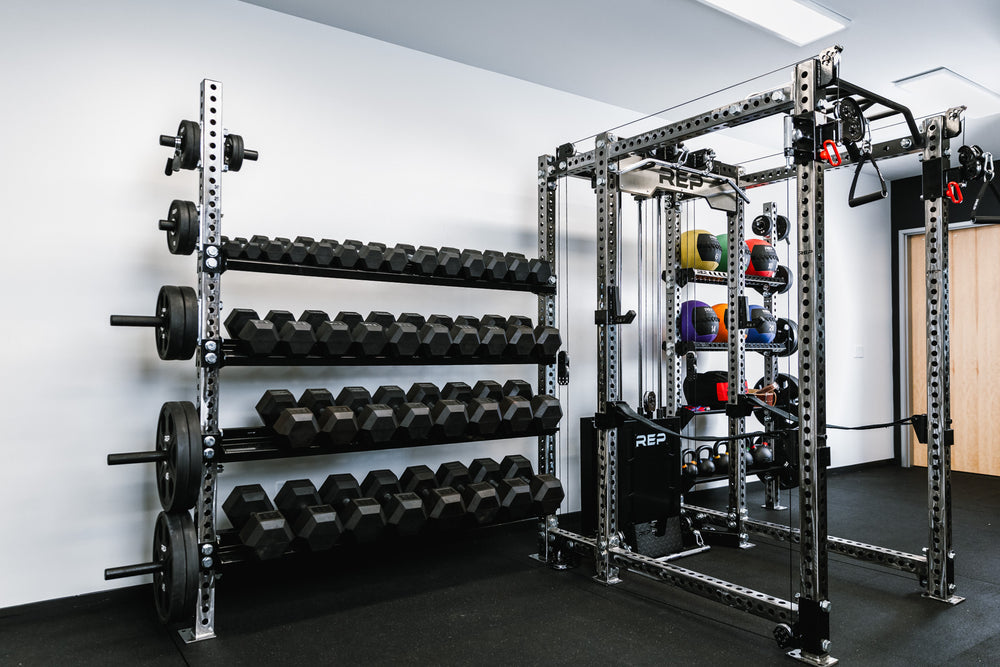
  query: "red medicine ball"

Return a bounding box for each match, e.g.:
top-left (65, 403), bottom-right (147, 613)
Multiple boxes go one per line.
top-left (745, 239), bottom-right (778, 277)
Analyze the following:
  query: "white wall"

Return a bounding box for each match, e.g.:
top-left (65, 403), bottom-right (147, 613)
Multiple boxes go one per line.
top-left (0, 0), bottom-right (896, 609)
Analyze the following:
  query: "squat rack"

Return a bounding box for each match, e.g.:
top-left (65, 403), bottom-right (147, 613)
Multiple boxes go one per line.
top-left (535, 46), bottom-right (963, 665)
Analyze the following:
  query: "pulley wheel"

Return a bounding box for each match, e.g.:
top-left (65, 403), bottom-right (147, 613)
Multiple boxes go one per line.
top-left (176, 120), bottom-right (201, 170)
top-left (753, 373), bottom-right (799, 428)
top-left (153, 286), bottom-right (198, 360)
top-left (151, 510), bottom-right (199, 625)
top-left (165, 200), bottom-right (198, 256)
top-left (838, 97), bottom-right (866, 144)
top-left (225, 134), bottom-right (244, 172)
top-left (773, 317), bottom-right (798, 357)
top-left (155, 401), bottom-right (201, 512)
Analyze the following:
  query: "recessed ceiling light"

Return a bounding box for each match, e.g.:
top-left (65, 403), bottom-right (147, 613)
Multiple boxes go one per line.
top-left (695, 0), bottom-right (850, 46)
top-left (893, 67), bottom-right (1000, 119)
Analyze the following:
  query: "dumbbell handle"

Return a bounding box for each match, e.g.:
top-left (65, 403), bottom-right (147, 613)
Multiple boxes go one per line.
top-left (107, 451), bottom-right (166, 465)
top-left (105, 561), bottom-right (163, 579)
top-left (110, 314), bottom-right (164, 327)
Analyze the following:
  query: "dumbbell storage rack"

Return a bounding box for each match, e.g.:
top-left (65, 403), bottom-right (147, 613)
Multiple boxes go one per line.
top-left (107, 80), bottom-right (561, 641)
top-left (535, 46), bottom-right (964, 665)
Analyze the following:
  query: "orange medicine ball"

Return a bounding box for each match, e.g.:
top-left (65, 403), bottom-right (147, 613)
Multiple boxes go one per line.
top-left (711, 303), bottom-right (746, 343)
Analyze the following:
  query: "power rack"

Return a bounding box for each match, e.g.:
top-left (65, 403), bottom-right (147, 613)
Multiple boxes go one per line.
top-left (105, 80), bottom-right (564, 640)
top-left (536, 46), bottom-right (965, 665)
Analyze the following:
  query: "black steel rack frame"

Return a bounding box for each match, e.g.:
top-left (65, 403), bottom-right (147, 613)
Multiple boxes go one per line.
top-left (534, 47), bottom-right (964, 665)
top-left (114, 80), bottom-right (561, 641)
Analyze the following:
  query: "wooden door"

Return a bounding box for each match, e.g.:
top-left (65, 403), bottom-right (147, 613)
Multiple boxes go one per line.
top-left (908, 225), bottom-right (1000, 475)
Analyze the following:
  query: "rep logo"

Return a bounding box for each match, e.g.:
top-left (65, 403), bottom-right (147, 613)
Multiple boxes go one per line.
top-left (658, 169), bottom-right (704, 190)
top-left (635, 433), bottom-right (667, 447)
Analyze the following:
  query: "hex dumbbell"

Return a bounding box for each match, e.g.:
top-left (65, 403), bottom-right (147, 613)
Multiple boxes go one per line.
top-left (468, 458), bottom-right (533, 520)
top-left (360, 470), bottom-right (427, 536)
top-left (499, 454), bottom-right (565, 515)
top-left (255, 389), bottom-right (320, 448)
top-left (318, 474), bottom-right (386, 543)
top-left (222, 485), bottom-right (295, 560)
top-left (274, 479), bottom-right (343, 551)
top-left (224, 309), bottom-right (280, 356)
top-left (399, 465), bottom-right (465, 528)
top-left (436, 461), bottom-right (501, 525)
top-left (297, 388), bottom-right (358, 446)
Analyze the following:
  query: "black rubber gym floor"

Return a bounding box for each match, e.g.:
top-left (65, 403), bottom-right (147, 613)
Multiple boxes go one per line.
top-left (2, 465), bottom-right (997, 665)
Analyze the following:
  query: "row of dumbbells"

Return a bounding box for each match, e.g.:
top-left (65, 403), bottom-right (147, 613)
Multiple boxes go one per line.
top-left (255, 380), bottom-right (561, 449)
top-left (222, 455), bottom-right (564, 559)
top-left (221, 236), bottom-right (552, 285)
top-left (225, 309), bottom-right (560, 360)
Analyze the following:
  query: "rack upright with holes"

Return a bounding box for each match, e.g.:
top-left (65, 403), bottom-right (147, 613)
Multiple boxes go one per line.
top-left (105, 79), bottom-right (564, 641)
top-left (538, 47), bottom-right (965, 664)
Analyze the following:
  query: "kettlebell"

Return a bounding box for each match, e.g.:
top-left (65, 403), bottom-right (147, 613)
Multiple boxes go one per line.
top-left (696, 445), bottom-right (716, 476)
top-left (682, 450), bottom-right (699, 479)
top-left (753, 439), bottom-right (774, 467)
top-left (742, 442), bottom-right (754, 470)
top-left (713, 441), bottom-right (730, 475)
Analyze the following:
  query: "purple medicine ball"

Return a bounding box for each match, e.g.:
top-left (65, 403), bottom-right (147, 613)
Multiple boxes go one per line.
top-left (679, 300), bottom-right (719, 343)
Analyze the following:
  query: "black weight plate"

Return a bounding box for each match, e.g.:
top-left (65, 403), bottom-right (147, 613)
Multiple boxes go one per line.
top-left (753, 373), bottom-right (799, 428)
top-left (774, 264), bottom-right (792, 295)
top-left (177, 287), bottom-right (199, 360)
top-left (177, 120), bottom-right (201, 170)
top-left (773, 317), bottom-right (798, 357)
top-left (155, 401), bottom-right (200, 512)
top-left (166, 200), bottom-right (198, 256)
top-left (226, 134), bottom-right (244, 172)
top-left (774, 215), bottom-right (790, 243)
top-left (751, 214), bottom-right (771, 237)
top-left (155, 286), bottom-right (185, 361)
top-left (151, 511), bottom-right (198, 625)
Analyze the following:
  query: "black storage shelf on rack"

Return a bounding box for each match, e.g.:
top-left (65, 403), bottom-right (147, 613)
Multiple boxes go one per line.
top-left (220, 342), bottom-right (556, 367)
top-left (224, 257), bottom-right (557, 294)
top-left (219, 425), bottom-right (560, 462)
top-left (670, 268), bottom-right (785, 291)
top-left (671, 341), bottom-right (784, 355)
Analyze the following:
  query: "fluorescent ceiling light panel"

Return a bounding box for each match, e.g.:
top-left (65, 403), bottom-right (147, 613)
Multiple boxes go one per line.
top-left (696, 0), bottom-right (850, 46)
top-left (893, 67), bottom-right (1000, 119)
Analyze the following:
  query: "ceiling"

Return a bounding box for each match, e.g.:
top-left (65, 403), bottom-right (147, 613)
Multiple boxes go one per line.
top-left (242, 0), bottom-right (1000, 178)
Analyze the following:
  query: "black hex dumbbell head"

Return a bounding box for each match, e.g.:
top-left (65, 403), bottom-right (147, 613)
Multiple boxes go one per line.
top-left (503, 379), bottom-right (533, 399)
top-left (334, 311), bottom-right (364, 329)
top-left (298, 388), bottom-right (335, 415)
top-left (530, 395), bottom-right (563, 432)
top-left (317, 406), bottom-right (358, 446)
top-left (481, 314), bottom-right (507, 328)
top-left (256, 389), bottom-right (298, 426)
top-left (416, 322), bottom-right (452, 357)
top-left (385, 321), bottom-right (420, 357)
top-left (272, 407), bottom-right (319, 448)
top-left (411, 246), bottom-right (439, 275)
top-left (316, 320), bottom-right (351, 356)
top-left (349, 321), bottom-right (387, 357)
top-left (534, 325), bottom-right (562, 357)
top-left (505, 322), bottom-right (536, 357)
top-left (400, 465), bottom-right (465, 524)
top-left (266, 310), bottom-right (316, 356)
top-left (407, 382), bottom-right (441, 406)
top-left (299, 310), bottom-right (330, 331)
top-left (529, 474), bottom-right (565, 515)
top-left (436, 247), bottom-right (461, 277)
top-left (274, 479), bottom-right (342, 551)
top-left (441, 381), bottom-right (472, 403)
top-left (436, 461), bottom-right (500, 525)
top-left (225, 309), bottom-right (279, 355)
top-left (357, 243), bottom-right (385, 271)
top-left (430, 400), bottom-right (468, 439)
top-left (366, 311), bottom-right (395, 328)
top-left (336, 386), bottom-right (372, 412)
top-left (398, 312), bottom-right (426, 329)
top-left (499, 395), bottom-right (533, 434)
top-left (223, 485), bottom-right (294, 560)
top-left (318, 474), bottom-right (385, 543)
top-left (472, 380), bottom-right (503, 401)
top-left (500, 454), bottom-right (534, 481)
top-left (394, 402), bottom-right (433, 441)
top-left (465, 398), bottom-right (501, 436)
top-left (283, 238), bottom-right (309, 264)
top-left (504, 253), bottom-right (531, 282)
top-left (247, 235), bottom-right (270, 260)
top-left (482, 250), bottom-right (509, 281)
top-left (381, 245), bottom-right (409, 272)
top-left (361, 470), bottom-right (426, 537)
top-left (427, 314), bottom-right (454, 329)
top-left (373, 385), bottom-right (406, 408)
top-left (332, 241), bottom-right (360, 269)
top-left (264, 237), bottom-right (291, 262)
top-left (478, 323), bottom-right (507, 357)
top-left (357, 403), bottom-right (397, 444)
top-left (454, 315), bottom-right (481, 329)
top-left (307, 240), bottom-right (336, 266)
top-left (527, 258), bottom-right (552, 285)
top-left (449, 324), bottom-right (480, 357)
top-left (468, 458), bottom-right (531, 519)
top-left (507, 315), bottom-right (534, 328)
top-left (459, 249), bottom-right (485, 279)
top-left (221, 236), bottom-right (245, 259)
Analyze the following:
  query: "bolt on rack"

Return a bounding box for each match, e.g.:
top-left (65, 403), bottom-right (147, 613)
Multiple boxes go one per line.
top-left (105, 79), bottom-right (564, 641)
top-left (535, 46), bottom-right (965, 665)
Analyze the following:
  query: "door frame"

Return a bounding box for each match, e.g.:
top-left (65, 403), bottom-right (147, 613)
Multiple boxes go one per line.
top-left (896, 220), bottom-right (976, 467)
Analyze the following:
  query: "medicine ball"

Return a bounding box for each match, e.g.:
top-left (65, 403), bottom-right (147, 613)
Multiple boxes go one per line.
top-left (683, 370), bottom-right (730, 409)
top-left (680, 229), bottom-right (722, 270)
top-left (678, 300), bottom-right (719, 342)
top-left (745, 239), bottom-right (778, 277)
top-left (711, 303), bottom-right (730, 342)
top-left (716, 233), bottom-right (729, 271)
top-left (745, 305), bottom-right (777, 343)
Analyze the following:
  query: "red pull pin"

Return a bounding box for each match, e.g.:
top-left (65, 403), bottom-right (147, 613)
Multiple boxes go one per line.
top-left (946, 181), bottom-right (963, 204)
top-left (819, 140), bottom-right (841, 167)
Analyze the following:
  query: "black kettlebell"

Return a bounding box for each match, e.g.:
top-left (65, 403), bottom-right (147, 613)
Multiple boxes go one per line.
top-left (753, 439), bottom-right (774, 467)
top-left (713, 441), bottom-right (730, 475)
top-left (682, 450), bottom-right (699, 479)
top-left (696, 445), bottom-right (716, 477)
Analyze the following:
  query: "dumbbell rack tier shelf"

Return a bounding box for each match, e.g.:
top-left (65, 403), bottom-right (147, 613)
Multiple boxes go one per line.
top-left (217, 425), bottom-right (560, 462)
top-left (224, 258), bottom-right (556, 294)
top-left (219, 342), bottom-right (555, 367)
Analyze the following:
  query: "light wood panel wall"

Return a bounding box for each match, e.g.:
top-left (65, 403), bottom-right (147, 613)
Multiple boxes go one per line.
top-left (907, 225), bottom-right (1000, 475)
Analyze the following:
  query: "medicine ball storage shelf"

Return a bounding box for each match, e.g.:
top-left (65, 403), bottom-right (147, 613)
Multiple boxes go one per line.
top-left (106, 79), bottom-right (564, 642)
